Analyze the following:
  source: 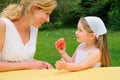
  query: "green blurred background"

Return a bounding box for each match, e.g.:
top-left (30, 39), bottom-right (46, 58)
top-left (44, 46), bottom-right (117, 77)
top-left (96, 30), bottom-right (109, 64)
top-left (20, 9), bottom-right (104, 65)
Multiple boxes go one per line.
top-left (0, 0), bottom-right (120, 67)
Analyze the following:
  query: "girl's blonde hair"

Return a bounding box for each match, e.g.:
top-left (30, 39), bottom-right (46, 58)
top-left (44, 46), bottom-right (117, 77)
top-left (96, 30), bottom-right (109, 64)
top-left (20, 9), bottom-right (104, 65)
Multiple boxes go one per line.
top-left (0, 0), bottom-right (57, 20)
top-left (80, 18), bottom-right (111, 67)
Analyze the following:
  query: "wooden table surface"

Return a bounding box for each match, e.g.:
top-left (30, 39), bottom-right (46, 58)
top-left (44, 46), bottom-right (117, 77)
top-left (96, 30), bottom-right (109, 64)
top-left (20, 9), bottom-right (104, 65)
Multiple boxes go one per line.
top-left (0, 67), bottom-right (120, 80)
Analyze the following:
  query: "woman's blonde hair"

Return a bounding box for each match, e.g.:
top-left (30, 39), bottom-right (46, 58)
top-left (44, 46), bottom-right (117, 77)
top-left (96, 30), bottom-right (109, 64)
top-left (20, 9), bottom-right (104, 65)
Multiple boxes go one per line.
top-left (0, 0), bottom-right (57, 20)
top-left (80, 18), bottom-right (111, 67)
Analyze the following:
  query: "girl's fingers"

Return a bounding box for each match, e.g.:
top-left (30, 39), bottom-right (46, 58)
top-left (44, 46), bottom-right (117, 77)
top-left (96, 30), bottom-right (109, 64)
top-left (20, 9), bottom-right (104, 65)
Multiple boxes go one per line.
top-left (55, 38), bottom-right (66, 49)
top-left (55, 63), bottom-right (63, 70)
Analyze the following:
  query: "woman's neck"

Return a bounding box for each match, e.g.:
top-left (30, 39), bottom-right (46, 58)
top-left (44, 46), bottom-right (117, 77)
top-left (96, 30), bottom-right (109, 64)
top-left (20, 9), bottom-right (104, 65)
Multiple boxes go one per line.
top-left (13, 16), bottom-right (31, 32)
top-left (12, 16), bottom-right (31, 45)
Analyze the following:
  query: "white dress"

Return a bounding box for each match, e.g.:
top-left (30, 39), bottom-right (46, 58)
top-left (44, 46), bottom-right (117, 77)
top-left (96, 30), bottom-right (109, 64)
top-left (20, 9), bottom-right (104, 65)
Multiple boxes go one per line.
top-left (75, 43), bottom-right (102, 67)
top-left (0, 18), bottom-right (38, 62)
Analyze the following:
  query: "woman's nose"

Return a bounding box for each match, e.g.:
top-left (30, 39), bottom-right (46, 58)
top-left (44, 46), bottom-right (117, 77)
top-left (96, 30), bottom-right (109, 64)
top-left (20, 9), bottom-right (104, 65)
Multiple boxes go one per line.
top-left (46, 16), bottom-right (50, 23)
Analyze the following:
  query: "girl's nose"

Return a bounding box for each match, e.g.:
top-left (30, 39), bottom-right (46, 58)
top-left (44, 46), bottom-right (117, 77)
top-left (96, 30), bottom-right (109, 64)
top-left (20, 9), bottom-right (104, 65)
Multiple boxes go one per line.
top-left (75, 30), bottom-right (78, 34)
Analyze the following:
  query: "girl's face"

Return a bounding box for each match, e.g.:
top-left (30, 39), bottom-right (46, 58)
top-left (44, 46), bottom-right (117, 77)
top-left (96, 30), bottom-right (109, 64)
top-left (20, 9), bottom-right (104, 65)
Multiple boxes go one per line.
top-left (31, 7), bottom-right (50, 28)
top-left (75, 21), bottom-right (91, 43)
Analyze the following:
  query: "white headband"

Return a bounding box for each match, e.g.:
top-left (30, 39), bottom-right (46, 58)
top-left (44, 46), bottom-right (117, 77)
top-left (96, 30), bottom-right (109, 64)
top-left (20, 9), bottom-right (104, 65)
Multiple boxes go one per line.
top-left (84, 16), bottom-right (107, 38)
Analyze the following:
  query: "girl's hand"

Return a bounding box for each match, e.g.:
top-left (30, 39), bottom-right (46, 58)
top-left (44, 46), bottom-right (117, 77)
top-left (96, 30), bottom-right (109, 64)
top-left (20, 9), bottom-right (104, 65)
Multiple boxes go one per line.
top-left (55, 38), bottom-right (66, 55)
top-left (55, 58), bottom-right (66, 70)
top-left (55, 38), bottom-right (66, 49)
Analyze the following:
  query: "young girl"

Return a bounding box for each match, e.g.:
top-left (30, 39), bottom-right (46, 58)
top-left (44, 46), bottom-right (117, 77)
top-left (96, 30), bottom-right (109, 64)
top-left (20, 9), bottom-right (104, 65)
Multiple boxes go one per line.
top-left (55, 16), bottom-right (111, 71)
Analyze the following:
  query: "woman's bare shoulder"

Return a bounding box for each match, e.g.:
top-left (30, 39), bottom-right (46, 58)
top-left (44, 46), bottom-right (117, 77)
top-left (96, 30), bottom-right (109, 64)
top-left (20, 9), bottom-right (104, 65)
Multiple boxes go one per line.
top-left (0, 19), bottom-right (6, 30)
top-left (0, 20), bottom-right (6, 51)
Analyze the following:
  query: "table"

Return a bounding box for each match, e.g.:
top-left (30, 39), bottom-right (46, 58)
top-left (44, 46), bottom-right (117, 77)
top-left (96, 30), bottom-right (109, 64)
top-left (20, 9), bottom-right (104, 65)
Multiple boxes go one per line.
top-left (0, 67), bottom-right (120, 80)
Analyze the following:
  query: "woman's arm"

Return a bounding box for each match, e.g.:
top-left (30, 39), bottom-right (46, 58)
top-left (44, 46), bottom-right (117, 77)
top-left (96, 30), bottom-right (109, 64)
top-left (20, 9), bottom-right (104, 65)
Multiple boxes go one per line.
top-left (0, 20), bottom-right (6, 52)
top-left (0, 61), bottom-right (29, 72)
top-left (0, 20), bottom-right (53, 72)
top-left (0, 60), bottom-right (53, 72)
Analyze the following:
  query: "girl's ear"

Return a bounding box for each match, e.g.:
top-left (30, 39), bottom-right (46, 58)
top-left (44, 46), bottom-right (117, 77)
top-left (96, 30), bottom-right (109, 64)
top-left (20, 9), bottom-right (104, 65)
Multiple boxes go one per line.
top-left (90, 33), bottom-right (96, 39)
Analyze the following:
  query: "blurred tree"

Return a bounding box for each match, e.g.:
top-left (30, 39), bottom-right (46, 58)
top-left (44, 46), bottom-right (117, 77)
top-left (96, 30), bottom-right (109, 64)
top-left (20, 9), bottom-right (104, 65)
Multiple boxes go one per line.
top-left (0, 0), bottom-right (119, 30)
top-left (108, 0), bottom-right (120, 30)
top-left (0, 0), bottom-right (20, 12)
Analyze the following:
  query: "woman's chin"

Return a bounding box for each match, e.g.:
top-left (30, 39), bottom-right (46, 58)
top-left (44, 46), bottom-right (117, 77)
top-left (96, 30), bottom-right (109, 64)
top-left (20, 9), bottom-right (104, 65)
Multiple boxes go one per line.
top-left (32, 24), bottom-right (42, 28)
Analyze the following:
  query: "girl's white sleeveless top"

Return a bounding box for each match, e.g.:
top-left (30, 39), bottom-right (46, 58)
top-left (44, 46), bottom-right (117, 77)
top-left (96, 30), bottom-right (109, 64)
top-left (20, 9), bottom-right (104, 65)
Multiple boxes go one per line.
top-left (75, 43), bottom-right (102, 67)
top-left (0, 18), bottom-right (38, 62)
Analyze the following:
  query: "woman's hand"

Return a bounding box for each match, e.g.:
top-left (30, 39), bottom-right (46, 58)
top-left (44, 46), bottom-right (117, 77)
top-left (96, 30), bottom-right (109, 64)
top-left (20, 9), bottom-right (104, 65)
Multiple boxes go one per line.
top-left (26, 60), bottom-right (53, 69)
top-left (43, 61), bottom-right (53, 69)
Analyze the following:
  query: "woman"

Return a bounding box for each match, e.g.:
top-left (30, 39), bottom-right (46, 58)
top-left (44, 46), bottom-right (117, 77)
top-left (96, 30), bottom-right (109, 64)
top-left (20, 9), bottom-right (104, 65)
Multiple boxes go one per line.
top-left (0, 0), bottom-right (57, 72)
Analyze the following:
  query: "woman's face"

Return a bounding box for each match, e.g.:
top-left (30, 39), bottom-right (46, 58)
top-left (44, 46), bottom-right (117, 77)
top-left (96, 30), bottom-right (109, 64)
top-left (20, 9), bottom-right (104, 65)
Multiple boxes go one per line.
top-left (75, 21), bottom-right (91, 43)
top-left (31, 7), bottom-right (51, 28)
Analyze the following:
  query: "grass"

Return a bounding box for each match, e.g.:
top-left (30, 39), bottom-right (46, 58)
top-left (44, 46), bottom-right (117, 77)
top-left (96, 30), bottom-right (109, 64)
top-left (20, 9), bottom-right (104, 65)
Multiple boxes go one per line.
top-left (107, 31), bottom-right (120, 66)
top-left (34, 28), bottom-right (120, 67)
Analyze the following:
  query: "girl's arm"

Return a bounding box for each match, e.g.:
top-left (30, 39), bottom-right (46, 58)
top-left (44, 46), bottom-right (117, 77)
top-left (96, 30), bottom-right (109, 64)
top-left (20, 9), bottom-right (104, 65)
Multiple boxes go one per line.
top-left (55, 39), bottom-right (80, 63)
top-left (61, 45), bottom-right (78, 62)
top-left (56, 49), bottom-right (101, 71)
top-left (55, 38), bottom-right (74, 62)
top-left (59, 51), bottom-right (73, 62)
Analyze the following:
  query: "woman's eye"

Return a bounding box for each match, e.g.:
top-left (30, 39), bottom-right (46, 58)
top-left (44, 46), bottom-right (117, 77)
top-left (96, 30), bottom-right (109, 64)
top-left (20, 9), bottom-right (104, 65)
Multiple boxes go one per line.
top-left (79, 29), bottom-right (81, 31)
